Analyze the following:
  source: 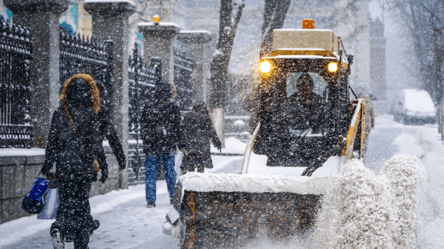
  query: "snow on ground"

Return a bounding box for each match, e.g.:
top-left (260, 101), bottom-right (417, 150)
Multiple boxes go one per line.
top-left (0, 139), bottom-right (247, 249)
top-left (0, 183), bottom-right (178, 249)
top-left (365, 114), bottom-right (444, 248)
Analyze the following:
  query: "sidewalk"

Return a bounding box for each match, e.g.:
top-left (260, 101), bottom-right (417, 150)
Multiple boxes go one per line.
top-left (0, 139), bottom-right (246, 249)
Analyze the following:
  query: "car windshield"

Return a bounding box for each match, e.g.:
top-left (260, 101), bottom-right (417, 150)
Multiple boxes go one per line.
top-left (286, 72), bottom-right (327, 98)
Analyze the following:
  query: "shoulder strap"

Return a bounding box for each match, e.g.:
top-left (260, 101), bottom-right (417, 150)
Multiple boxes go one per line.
top-left (63, 103), bottom-right (86, 140)
top-left (64, 103), bottom-right (101, 172)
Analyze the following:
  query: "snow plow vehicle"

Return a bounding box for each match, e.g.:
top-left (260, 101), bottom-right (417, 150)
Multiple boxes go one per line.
top-left (164, 19), bottom-right (370, 248)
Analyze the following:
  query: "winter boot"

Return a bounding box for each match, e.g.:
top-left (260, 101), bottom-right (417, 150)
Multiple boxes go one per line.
top-left (51, 228), bottom-right (65, 249)
top-left (94, 220), bottom-right (100, 230)
top-left (90, 220), bottom-right (100, 235)
top-left (147, 201), bottom-right (156, 208)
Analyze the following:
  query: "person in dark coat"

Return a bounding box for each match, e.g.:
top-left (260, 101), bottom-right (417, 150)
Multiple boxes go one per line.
top-left (274, 73), bottom-right (330, 176)
top-left (179, 101), bottom-right (222, 173)
top-left (41, 74), bottom-right (125, 249)
top-left (279, 73), bottom-right (326, 134)
top-left (140, 81), bottom-right (181, 208)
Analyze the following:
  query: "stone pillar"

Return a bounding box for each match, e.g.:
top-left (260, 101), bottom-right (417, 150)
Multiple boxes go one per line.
top-left (177, 30), bottom-right (212, 103)
top-left (4, 0), bottom-right (69, 148)
top-left (138, 22), bottom-right (180, 85)
top-left (84, 1), bottom-right (136, 189)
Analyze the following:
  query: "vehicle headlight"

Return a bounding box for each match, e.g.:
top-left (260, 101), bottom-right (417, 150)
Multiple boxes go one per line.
top-left (328, 62), bottom-right (338, 73)
top-left (259, 61), bottom-right (273, 74)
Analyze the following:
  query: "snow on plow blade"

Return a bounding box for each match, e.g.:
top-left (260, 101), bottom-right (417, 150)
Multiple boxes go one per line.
top-left (176, 173), bottom-right (335, 248)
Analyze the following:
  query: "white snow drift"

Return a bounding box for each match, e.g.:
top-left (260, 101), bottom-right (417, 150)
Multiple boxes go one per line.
top-left (312, 155), bottom-right (422, 248)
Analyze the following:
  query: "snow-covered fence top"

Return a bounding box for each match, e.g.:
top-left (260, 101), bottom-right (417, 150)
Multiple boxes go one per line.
top-left (0, 19), bottom-right (34, 148)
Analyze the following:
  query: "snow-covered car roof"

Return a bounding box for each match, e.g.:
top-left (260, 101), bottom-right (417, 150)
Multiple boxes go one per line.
top-left (402, 89), bottom-right (436, 114)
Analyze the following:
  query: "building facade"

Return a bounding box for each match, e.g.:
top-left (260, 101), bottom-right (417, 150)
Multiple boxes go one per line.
top-left (370, 18), bottom-right (386, 100)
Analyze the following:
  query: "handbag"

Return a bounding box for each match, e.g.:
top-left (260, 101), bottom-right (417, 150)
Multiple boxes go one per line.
top-left (63, 103), bottom-right (100, 172)
top-left (37, 188), bottom-right (60, 219)
top-left (21, 176), bottom-right (49, 214)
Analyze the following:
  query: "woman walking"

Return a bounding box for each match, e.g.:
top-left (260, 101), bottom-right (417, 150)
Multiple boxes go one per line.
top-left (179, 101), bottom-right (222, 173)
top-left (41, 74), bottom-right (123, 249)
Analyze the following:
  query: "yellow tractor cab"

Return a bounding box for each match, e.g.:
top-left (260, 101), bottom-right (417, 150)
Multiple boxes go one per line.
top-left (246, 18), bottom-right (363, 177)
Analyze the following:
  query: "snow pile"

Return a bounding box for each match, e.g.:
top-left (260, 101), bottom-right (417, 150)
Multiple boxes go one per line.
top-left (312, 159), bottom-right (392, 248)
top-left (381, 155), bottom-right (423, 247)
top-left (312, 156), bottom-right (422, 248)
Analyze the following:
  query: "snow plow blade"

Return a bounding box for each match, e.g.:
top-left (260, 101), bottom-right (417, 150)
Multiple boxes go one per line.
top-left (181, 191), bottom-right (320, 248)
top-left (173, 173), bottom-right (335, 248)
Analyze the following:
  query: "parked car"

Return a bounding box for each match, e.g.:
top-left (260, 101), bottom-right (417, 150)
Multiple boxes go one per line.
top-left (394, 89), bottom-right (436, 125)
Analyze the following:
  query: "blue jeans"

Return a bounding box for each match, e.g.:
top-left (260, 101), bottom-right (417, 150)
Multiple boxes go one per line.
top-left (145, 154), bottom-right (176, 202)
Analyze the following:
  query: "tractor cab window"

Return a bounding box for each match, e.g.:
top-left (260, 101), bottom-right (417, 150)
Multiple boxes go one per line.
top-left (261, 72), bottom-right (331, 167)
top-left (286, 72), bottom-right (328, 100)
top-left (279, 72), bottom-right (328, 135)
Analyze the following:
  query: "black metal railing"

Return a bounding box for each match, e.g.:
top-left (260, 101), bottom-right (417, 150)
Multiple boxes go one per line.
top-left (0, 20), bottom-right (34, 148)
top-left (128, 45), bottom-right (161, 140)
top-left (59, 31), bottom-right (113, 111)
top-left (174, 50), bottom-right (194, 114)
top-left (128, 45), bottom-right (161, 185)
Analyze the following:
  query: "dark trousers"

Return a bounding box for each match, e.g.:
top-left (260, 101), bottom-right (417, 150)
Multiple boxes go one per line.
top-left (51, 178), bottom-right (94, 249)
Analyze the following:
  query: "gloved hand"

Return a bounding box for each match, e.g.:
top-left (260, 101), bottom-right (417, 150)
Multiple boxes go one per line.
top-left (214, 140), bottom-right (222, 152)
top-left (43, 172), bottom-right (58, 188)
top-left (92, 171), bottom-right (98, 182)
top-left (100, 168), bottom-right (108, 183)
top-left (43, 172), bottom-right (56, 180)
top-left (301, 158), bottom-right (322, 177)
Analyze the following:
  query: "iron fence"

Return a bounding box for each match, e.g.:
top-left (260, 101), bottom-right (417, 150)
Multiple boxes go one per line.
top-left (59, 31), bottom-right (113, 111)
top-left (0, 20), bottom-right (34, 148)
top-left (174, 50), bottom-right (194, 114)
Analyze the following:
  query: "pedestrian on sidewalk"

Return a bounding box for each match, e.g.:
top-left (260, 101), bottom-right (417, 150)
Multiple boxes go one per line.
top-left (179, 101), bottom-right (222, 174)
top-left (41, 74), bottom-right (125, 249)
top-left (141, 81), bottom-right (180, 208)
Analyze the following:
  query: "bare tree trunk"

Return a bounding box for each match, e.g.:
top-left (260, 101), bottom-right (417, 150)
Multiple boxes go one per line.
top-left (209, 0), bottom-right (245, 147)
top-left (261, 0), bottom-right (291, 53)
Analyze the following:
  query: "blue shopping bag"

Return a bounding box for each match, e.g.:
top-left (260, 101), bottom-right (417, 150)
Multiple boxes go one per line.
top-left (37, 188), bottom-right (59, 219)
top-left (22, 177), bottom-right (49, 214)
